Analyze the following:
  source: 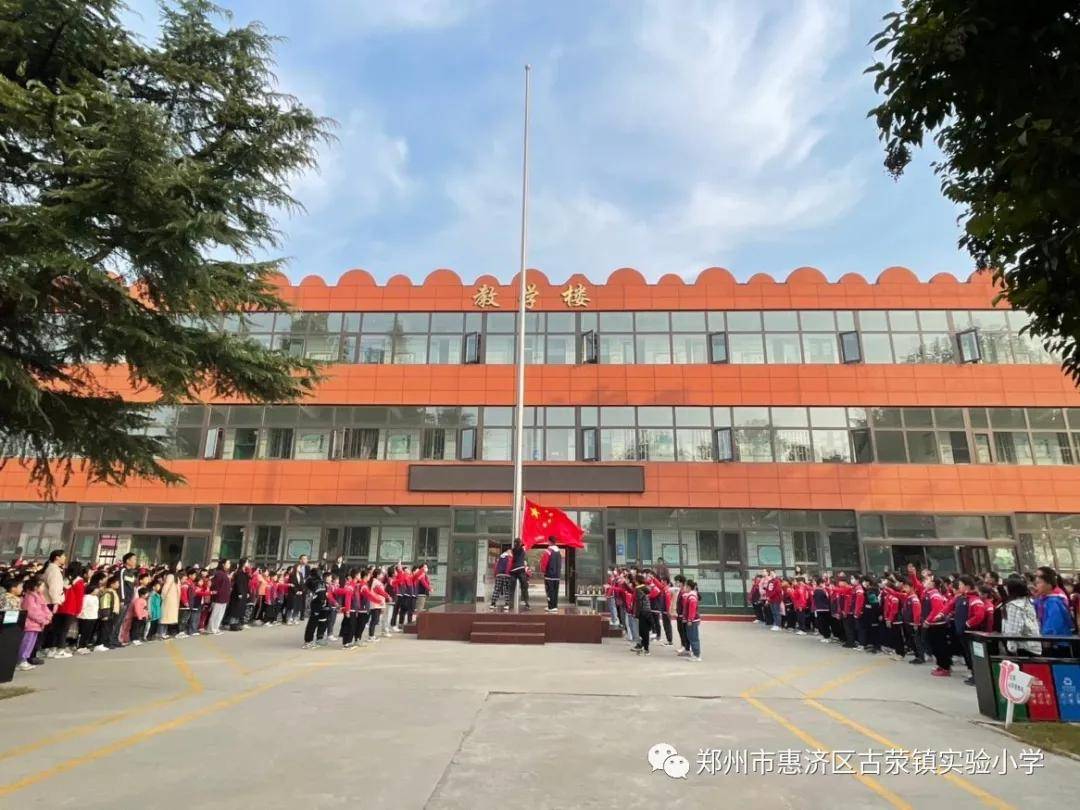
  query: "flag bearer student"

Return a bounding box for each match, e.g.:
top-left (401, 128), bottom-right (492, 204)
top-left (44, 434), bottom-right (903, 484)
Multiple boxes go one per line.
top-left (942, 574), bottom-right (986, 685)
top-left (508, 538), bottom-right (530, 609)
top-left (674, 575), bottom-right (691, 655)
top-left (490, 545), bottom-right (513, 611)
top-left (812, 577), bottom-right (831, 642)
top-left (632, 574), bottom-right (658, 656)
top-left (539, 540), bottom-right (562, 612)
top-left (684, 579), bottom-right (702, 662)
top-left (302, 569), bottom-right (330, 649)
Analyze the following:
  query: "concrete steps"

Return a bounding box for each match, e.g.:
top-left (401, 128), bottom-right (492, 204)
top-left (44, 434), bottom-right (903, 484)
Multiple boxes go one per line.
top-left (470, 622), bottom-right (546, 645)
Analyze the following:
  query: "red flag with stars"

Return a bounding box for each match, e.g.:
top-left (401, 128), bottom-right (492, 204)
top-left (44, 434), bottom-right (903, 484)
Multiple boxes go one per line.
top-left (521, 499), bottom-right (585, 550)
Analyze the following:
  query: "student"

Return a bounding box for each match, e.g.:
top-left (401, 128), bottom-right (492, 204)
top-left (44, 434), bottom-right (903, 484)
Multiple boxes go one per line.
top-left (491, 546), bottom-right (513, 611)
top-left (76, 573), bottom-right (103, 654)
top-left (921, 575), bottom-right (951, 676)
top-left (764, 571), bottom-right (783, 631)
top-left (684, 579), bottom-right (702, 662)
top-left (397, 564), bottom-right (416, 629)
top-left (146, 579), bottom-right (163, 641)
top-left (54, 561), bottom-right (87, 657)
top-left (1, 574), bottom-right (22, 610)
top-left (302, 569), bottom-right (329, 649)
top-left (130, 587), bottom-right (150, 646)
top-left (944, 575), bottom-right (986, 685)
top-left (338, 569), bottom-right (362, 649)
top-left (880, 578), bottom-right (904, 658)
top-left (17, 576), bottom-right (51, 671)
top-left (605, 567), bottom-right (620, 627)
top-left (632, 574), bottom-right (653, 656)
top-left (673, 575), bottom-right (690, 656)
top-left (749, 575), bottom-right (764, 624)
top-left (540, 541), bottom-right (562, 613)
top-left (369, 567), bottom-right (388, 639)
top-left (899, 579), bottom-right (925, 664)
top-left (860, 576), bottom-right (882, 654)
top-left (414, 563), bottom-right (432, 614)
top-left (1033, 566), bottom-right (1072, 656)
top-left (812, 577), bottom-right (831, 642)
top-left (508, 539), bottom-right (530, 610)
top-left (621, 574), bottom-right (638, 644)
top-left (97, 576), bottom-right (121, 650)
top-left (1002, 574), bottom-right (1041, 657)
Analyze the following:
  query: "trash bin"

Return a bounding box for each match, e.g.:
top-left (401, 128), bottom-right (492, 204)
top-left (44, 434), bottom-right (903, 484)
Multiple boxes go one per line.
top-left (0, 609), bottom-right (27, 684)
top-left (1021, 663), bottom-right (1058, 721)
top-left (1053, 664), bottom-right (1080, 721)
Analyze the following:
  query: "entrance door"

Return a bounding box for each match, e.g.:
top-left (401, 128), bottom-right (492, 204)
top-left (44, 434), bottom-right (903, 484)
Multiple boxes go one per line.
top-left (958, 546), bottom-right (991, 576)
top-left (892, 545), bottom-right (926, 572)
top-left (448, 538), bottom-right (479, 604)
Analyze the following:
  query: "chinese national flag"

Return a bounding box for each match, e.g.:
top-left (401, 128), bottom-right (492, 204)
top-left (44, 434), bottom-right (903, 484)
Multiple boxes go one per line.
top-left (521, 499), bottom-right (585, 549)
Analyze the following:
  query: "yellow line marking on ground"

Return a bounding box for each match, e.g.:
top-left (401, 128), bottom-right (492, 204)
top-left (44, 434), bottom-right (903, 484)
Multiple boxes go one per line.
top-left (164, 639), bottom-right (205, 692)
top-left (742, 692), bottom-right (913, 810)
top-left (0, 662), bottom-right (335, 797)
top-left (804, 698), bottom-right (1014, 810)
top-left (203, 635), bottom-right (252, 676)
top-left (805, 661), bottom-right (889, 699)
top-left (742, 660), bottom-right (834, 698)
top-left (0, 640), bottom-right (203, 765)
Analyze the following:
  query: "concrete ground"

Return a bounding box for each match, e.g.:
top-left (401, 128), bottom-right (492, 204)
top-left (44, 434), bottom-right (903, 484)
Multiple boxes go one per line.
top-left (0, 619), bottom-right (1075, 809)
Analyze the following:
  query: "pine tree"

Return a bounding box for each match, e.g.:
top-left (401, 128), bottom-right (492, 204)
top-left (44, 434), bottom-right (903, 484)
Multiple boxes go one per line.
top-left (0, 0), bottom-right (332, 494)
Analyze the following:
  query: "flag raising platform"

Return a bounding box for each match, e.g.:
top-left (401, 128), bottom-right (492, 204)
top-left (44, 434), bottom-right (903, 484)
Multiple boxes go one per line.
top-left (409, 604), bottom-right (621, 645)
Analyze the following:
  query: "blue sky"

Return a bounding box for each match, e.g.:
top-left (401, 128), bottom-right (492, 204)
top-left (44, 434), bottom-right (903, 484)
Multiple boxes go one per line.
top-left (127, 0), bottom-right (970, 284)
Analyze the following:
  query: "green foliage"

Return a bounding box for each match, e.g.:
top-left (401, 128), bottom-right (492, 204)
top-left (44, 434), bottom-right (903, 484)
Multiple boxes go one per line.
top-left (868, 1), bottom-right (1080, 381)
top-left (0, 0), bottom-right (332, 494)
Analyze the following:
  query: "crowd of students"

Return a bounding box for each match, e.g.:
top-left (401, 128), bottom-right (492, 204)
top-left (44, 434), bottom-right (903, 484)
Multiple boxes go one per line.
top-left (602, 564), bottom-right (704, 661)
top-left (746, 563), bottom-right (1080, 684)
top-left (0, 549), bottom-right (434, 673)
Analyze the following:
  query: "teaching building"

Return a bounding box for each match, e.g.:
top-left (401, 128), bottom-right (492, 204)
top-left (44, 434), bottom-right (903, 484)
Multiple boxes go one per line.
top-left (2, 266), bottom-right (1079, 611)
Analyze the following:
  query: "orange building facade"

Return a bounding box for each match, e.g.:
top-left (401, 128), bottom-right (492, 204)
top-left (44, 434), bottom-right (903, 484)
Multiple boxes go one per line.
top-left (3, 265), bottom-right (1079, 611)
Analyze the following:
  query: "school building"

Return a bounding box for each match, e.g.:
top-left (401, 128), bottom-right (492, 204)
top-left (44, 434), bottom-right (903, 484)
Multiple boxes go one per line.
top-left (3, 266), bottom-right (1080, 611)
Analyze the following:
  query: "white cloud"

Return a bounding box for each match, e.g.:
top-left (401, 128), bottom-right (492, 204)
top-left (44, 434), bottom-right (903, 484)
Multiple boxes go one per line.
top-left (367, 0), bottom-right (865, 281)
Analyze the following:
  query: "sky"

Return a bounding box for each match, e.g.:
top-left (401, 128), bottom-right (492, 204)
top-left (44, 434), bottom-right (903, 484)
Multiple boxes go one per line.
top-left (125, 0), bottom-right (971, 284)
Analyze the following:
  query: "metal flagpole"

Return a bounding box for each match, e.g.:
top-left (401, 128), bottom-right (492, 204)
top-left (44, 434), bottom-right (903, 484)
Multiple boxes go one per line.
top-left (511, 65), bottom-right (531, 610)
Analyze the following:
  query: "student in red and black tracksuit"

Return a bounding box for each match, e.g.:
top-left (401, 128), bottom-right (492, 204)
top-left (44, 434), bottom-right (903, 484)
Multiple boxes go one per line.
top-left (491, 549), bottom-right (513, 611)
top-left (860, 577), bottom-right (882, 654)
top-left (901, 580), bottom-right (925, 663)
top-left (834, 577), bottom-right (856, 647)
top-left (673, 575), bottom-right (690, 655)
top-left (764, 573), bottom-right (783, 630)
top-left (397, 565), bottom-right (416, 629)
top-left (943, 574), bottom-right (986, 683)
top-left (921, 576), bottom-right (951, 674)
top-left (539, 541), bottom-right (562, 612)
top-left (414, 564), bottom-right (432, 614)
top-left (812, 577), bottom-right (831, 640)
top-left (749, 576), bottom-right (764, 623)
top-left (880, 580), bottom-right (904, 657)
top-left (684, 580), bottom-right (702, 661)
top-left (659, 579), bottom-right (674, 645)
top-left (336, 572), bottom-right (358, 648)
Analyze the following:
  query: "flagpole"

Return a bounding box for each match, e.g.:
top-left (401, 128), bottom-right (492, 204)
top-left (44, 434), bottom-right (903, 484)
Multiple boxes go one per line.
top-left (511, 64), bottom-right (531, 609)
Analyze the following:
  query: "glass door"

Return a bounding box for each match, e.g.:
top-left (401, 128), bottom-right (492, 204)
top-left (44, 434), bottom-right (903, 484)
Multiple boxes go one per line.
top-left (957, 545), bottom-right (990, 575)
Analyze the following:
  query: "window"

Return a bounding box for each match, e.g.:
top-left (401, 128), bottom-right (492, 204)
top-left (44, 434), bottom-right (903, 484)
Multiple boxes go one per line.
top-left (482, 428), bottom-right (512, 461)
top-left (639, 428), bottom-right (675, 461)
top-left (906, 431), bottom-right (938, 464)
top-left (728, 333), bottom-right (765, 363)
top-left (708, 332), bottom-right (728, 364)
top-left (994, 432), bottom-right (1034, 464)
top-left (958, 328), bottom-right (982, 363)
top-left (385, 429), bottom-right (421, 460)
top-left (938, 432), bottom-right (971, 464)
top-left (1031, 433), bottom-right (1074, 465)
top-left (582, 427), bottom-right (599, 461)
top-left (421, 428), bottom-right (454, 460)
top-left (861, 333), bottom-right (893, 363)
top-left (697, 530), bottom-right (720, 562)
top-left (599, 334), bottom-right (634, 364)
top-left (874, 431), bottom-right (907, 462)
top-left (802, 333), bottom-right (839, 364)
top-left (600, 429), bottom-right (638, 461)
top-left (714, 428), bottom-right (735, 462)
top-left (765, 333), bottom-right (802, 364)
top-left (484, 335), bottom-right (514, 364)
top-left (775, 429), bottom-right (812, 462)
top-left (294, 430), bottom-right (331, 460)
top-left (463, 332), bottom-right (481, 364)
top-left (839, 331), bottom-right (862, 363)
top-left (417, 527), bottom-right (439, 560)
top-left (230, 428), bottom-right (259, 460)
top-left (735, 429), bottom-right (772, 461)
top-left (851, 429), bottom-right (873, 463)
top-left (459, 427), bottom-right (477, 461)
top-left (636, 335), bottom-right (671, 363)
top-left (582, 331), bottom-right (598, 364)
top-left (341, 428), bottom-right (379, 460)
top-left (673, 334), bottom-right (708, 363)
top-left (973, 433), bottom-right (993, 463)
top-left (358, 336), bottom-right (390, 364)
top-left (219, 525), bottom-right (244, 561)
top-left (428, 335), bottom-right (462, 364)
top-left (813, 430), bottom-right (852, 463)
top-left (676, 429), bottom-right (714, 461)
top-left (263, 428), bottom-right (294, 459)
top-left (204, 428), bottom-right (223, 459)
top-left (254, 526), bottom-right (281, 559)
top-left (344, 526), bottom-right (371, 559)
top-left (544, 428), bottom-right (575, 461)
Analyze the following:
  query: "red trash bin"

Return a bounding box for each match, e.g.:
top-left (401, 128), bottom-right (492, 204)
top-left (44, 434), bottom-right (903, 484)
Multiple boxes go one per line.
top-left (1020, 662), bottom-right (1059, 722)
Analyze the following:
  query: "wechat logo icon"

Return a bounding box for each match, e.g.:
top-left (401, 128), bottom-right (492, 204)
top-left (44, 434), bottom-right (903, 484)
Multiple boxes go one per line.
top-left (647, 742), bottom-right (690, 779)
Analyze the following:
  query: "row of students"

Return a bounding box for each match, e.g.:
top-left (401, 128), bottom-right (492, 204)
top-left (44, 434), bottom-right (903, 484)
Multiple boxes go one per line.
top-left (602, 567), bottom-right (703, 661)
top-left (300, 562), bottom-right (434, 648)
top-left (750, 564), bottom-right (1079, 685)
